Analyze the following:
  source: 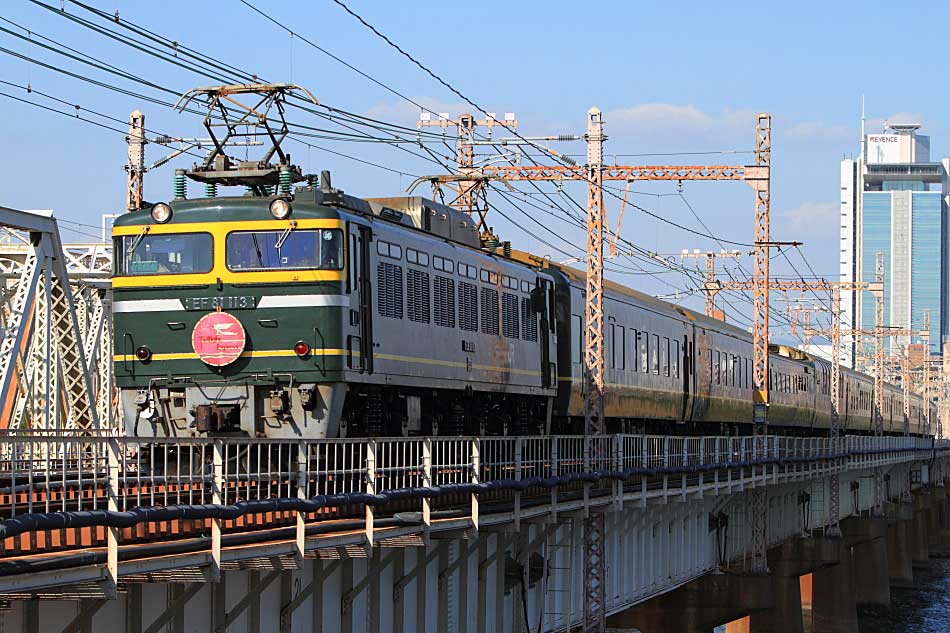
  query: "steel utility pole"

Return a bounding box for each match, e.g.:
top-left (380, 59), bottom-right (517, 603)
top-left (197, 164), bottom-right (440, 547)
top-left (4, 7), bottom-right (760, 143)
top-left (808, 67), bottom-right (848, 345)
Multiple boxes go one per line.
top-left (415, 109), bottom-right (772, 611)
top-left (718, 274), bottom-right (883, 534)
top-left (582, 107), bottom-right (606, 633)
top-left (750, 114), bottom-right (771, 574)
top-left (680, 250), bottom-right (742, 319)
top-left (125, 110), bottom-right (146, 212)
top-left (872, 252), bottom-right (886, 516)
top-left (418, 111), bottom-right (517, 232)
top-left (923, 309), bottom-right (932, 436)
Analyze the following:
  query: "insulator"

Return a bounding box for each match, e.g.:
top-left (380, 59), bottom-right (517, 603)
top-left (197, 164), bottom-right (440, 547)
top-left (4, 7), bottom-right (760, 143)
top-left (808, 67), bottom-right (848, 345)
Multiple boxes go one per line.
top-left (279, 165), bottom-right (293, 196)
top-left (503, 241), bottom-right (512, 258)
top-left (484, 236), bottom-right (499, 251)
top-left (307, 174), bottom-right (318, 188)
top-left (557, 135), bottom-right (575, 142)
top-left (173, 169), bottom-right (187, 200)
top-left (154, 135), bottom-right (172, 145)
top-left (244, 185), bottom-right (255, 197)
top-left (205, 182), bottom-right (217, 198)
top-left (561, 155), bottom-right (578, 166)
top-left (261, 184), bottom-right (273, 196)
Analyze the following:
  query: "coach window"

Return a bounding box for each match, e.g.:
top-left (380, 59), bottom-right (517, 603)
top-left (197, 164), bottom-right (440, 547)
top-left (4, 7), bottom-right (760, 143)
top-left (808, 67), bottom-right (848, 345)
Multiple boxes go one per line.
top-left (662, 337), bottom-right (670, 377)
top-left (732, 355), bottom-right (738, 387)
top-left (640, 331), bottom-right (649, 373)
top-left (670, 340), bottom-right (680, 378)
top-left (629, 330), bottom-right (638, 372)
top-left (714, 351), bottom-right (721, 385)
top-left (616, 326), bottom-right (625, 370)
top-left (608, 323), bottom-right (615, 369)
top-left (572, 315), bottom-right (582, 364)
top-left (651, 334), bottom-right (660, 375)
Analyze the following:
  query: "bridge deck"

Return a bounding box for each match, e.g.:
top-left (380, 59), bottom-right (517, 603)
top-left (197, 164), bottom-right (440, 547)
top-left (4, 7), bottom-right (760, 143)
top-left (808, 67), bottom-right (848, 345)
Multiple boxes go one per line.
top-left (0, 433), bottom-right (936, 597)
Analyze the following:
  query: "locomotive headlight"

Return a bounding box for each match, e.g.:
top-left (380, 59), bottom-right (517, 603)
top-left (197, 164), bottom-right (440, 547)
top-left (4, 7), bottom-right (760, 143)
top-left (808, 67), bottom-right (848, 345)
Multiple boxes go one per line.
top-left (135, 345), bottom-right (152, 362)
top-left (150, 203), bottom-right (173, 224)
top-left (270, 198), bottom-right (292, 220)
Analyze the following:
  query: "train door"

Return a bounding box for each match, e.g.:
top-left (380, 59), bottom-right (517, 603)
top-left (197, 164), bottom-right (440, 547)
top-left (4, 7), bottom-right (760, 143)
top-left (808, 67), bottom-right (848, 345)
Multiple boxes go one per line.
top-left (537, 277), bottom-right (554, 389)
top-left (679, 323), bottom-right (693, 422)
top-left (347, 224), bottom-right (373, 373)
top-left (691, 327), bottom-right (710, 421)
top-left (839, 376), bottom-right (851, 430)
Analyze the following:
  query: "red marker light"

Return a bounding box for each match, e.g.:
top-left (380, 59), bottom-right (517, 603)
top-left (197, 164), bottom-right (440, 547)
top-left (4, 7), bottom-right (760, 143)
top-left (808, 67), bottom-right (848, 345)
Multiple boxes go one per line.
top-left (135, 345), bottom-right (152, 362)
top-left (294, 341), bottom-right (310, 357)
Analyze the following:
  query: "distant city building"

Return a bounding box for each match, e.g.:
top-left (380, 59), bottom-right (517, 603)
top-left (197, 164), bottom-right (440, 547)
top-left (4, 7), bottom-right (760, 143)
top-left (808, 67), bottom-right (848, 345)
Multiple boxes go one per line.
top-left (839, 121), bottom-right (948, 367)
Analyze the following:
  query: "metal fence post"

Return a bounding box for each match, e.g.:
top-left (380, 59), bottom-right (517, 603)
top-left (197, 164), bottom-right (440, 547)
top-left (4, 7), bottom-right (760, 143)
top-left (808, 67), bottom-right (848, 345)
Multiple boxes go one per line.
top-left (365, 439), bottom-right (376, 548)
top-left (514, 437), bottom-right (523, 531)
top-left (699, 437), bottom-right (706, 494)
top-left (614, 434), bottom-right (623, 511)
top-left (551, 436), bottom-right (559, 520)
top-left (211, 439), bottom-right (223, 581)
top-left (105, 437), bottom-right (119, 598)
top-left (471, 438), bottom-right (480, 531)
top-left (422, 437), bottom-right (432, 543)
top-left (296, 441), bottom-right (308, 562)
top-left (641, 436), bottom-right (648, 506)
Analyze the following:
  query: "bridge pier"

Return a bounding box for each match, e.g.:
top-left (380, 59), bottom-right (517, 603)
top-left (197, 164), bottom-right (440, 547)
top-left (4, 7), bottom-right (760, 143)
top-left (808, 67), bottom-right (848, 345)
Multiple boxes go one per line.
top-left (811, 540), bottom-right (859, 633)
top-left (841, 515), bottom-right (889, 606)
top-left (605, 572), bottom-right (774, 633)
top-left (934, 486), bottom-right (950, 544)
top-left (886, 501), bottom-right (915, 585)
top-left (910, 493), bottom-right (931, 565)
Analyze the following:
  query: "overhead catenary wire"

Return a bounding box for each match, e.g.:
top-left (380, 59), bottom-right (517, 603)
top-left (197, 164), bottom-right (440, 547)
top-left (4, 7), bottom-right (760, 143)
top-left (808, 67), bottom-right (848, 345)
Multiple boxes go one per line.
top-left (14, 0), bottom-right (813, 334)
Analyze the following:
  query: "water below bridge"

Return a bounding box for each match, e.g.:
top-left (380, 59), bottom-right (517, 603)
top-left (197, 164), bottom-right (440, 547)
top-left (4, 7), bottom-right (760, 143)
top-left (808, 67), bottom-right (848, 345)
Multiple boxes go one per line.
top-left (856, 556), bottom-right (950, 633)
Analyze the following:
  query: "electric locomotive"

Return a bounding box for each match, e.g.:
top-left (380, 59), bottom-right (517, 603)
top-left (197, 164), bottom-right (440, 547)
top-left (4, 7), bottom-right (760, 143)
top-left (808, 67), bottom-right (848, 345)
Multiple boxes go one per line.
top-left (115, 178), bottom-right (557, 439)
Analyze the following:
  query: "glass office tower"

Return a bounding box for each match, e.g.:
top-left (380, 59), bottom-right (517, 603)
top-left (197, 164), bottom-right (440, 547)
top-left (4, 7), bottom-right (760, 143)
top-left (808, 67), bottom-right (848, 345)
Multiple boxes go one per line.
top-left (840, 123), bottom-right (949, 367)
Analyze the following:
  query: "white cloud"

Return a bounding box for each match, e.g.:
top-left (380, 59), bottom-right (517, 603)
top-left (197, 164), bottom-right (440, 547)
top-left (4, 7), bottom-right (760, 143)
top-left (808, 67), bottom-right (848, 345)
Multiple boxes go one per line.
top-left (781, 201), bottom-right (838, 232)
top-left (784, 121), bottom-right (854, 142)
top-left (605, 104), bottom-right (753, 138)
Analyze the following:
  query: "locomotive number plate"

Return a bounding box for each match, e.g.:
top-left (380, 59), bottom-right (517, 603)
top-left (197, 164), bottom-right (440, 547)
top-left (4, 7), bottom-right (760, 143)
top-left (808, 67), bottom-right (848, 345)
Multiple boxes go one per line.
top-left (184, 296), bottom-right (257, 311)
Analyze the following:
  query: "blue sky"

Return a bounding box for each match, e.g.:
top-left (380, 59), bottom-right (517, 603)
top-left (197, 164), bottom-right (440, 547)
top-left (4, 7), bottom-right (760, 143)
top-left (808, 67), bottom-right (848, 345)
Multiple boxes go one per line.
top-left (0, 1), bottom-right (943, 333)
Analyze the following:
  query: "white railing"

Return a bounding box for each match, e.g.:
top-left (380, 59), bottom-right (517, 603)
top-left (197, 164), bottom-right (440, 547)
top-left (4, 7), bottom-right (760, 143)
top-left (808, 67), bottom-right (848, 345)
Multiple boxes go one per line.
top-left (0, 433), bottom-right (939, 524)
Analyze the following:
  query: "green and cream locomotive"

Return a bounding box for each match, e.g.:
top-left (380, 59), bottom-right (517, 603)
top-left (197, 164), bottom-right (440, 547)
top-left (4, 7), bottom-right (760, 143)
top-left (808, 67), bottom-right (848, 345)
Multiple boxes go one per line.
top-left (115, 181), bottom-right (559, 439)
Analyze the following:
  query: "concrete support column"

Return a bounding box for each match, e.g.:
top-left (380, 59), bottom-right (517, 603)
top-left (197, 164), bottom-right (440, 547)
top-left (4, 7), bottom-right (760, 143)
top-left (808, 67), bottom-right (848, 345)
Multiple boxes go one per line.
top-left (886, 502), bottom-right (914, 585)
top-left (606, 573), bottom-right (773, 633)
top-left (851, 536), bottom-right (890, 606)
top-left (812, 543), bottom-right (858, 633)
top-left (748, 574), bottom-right (803, 633)
top-left (842, 515), bottom-right (890, 608)
top-left (910, 510), bottom-right (930, 565)
top-left (927, 492), bottom-right (942, 546)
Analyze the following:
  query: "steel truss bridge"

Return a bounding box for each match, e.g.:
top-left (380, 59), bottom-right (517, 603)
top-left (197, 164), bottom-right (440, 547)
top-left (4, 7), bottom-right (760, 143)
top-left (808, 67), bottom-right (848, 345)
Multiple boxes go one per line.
top-left (0, 208), bottom-right (945, 632)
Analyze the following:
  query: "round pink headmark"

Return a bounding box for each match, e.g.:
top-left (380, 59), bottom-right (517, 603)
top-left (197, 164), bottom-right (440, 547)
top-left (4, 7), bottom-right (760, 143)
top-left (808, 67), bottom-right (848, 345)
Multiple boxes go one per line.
top-left (191, 311), bottom-right (246, 366)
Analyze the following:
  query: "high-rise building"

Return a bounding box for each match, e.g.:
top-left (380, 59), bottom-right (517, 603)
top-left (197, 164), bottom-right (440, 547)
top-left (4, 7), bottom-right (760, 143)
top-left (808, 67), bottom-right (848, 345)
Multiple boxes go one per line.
top-left (839, 121), bottom-right (949, 368)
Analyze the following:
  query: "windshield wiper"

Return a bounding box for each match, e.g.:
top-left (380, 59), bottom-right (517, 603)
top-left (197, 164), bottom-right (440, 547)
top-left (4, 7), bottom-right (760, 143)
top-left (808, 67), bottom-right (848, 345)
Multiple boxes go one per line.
top-left (126, 225), bottom-right (151, 256)
top-left (275, 220), bottom-right (298, 250)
